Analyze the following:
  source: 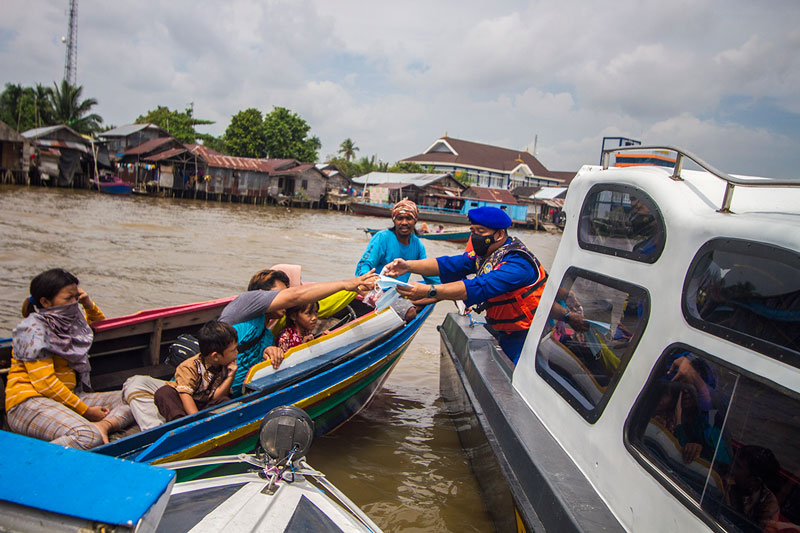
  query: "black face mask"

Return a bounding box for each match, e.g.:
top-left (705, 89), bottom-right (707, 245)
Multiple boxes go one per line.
top-left (470, 232), bottom-right (495, 256)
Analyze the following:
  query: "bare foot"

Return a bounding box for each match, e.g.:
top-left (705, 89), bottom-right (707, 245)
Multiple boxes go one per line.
top-left (91, 419), bottom-right (114, 444)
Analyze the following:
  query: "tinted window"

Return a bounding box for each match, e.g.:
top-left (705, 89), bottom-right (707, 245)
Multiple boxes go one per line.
top-left (683, 239), bottom-right (800, 369)
top-left (627, 345), bottom-right (800, 532)
top-left (578, 184), bottom-right (666, 263)
top-left (535, 268), bottom-right (650, 422)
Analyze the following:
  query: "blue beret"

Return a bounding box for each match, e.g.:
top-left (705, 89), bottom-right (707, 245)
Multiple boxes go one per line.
top-left (467, 206), bottom-right (512, 229)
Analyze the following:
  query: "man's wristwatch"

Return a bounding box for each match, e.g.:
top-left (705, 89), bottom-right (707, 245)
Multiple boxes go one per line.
top-left (428, 285), bottom-right (438, 299)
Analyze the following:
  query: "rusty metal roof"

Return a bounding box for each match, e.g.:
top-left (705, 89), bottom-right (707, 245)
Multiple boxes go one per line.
top-left (463, 186), bottom-right (520, 205)
top-left (144, 147), bottom-right (188, 162)
top-left (190, 145), bottom-right (274, 172)
top-left (123, 137), bottom-right (175, 156)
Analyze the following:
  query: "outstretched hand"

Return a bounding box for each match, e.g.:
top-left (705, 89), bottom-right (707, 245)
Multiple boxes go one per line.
top-left (396, 282), bottom-right (430, 302)
top-left (350, 269), bottom-right (379, 294)
top-left (383, 259), bottom-right (410, 278)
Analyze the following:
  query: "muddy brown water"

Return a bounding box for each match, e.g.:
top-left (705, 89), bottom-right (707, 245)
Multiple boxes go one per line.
top-left (0, 185), bottom-right (561, 532)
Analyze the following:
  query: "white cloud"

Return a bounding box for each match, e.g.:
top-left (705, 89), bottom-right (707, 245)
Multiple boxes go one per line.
top-left (1, 0), bottom-right (798, 176)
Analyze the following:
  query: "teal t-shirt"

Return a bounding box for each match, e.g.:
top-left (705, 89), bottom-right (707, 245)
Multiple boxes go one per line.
top-left (355, 230), bottom-right (440, 284)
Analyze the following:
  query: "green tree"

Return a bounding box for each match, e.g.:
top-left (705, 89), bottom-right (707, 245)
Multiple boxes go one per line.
top-left (224, 108), bottom-right (265, 157)
top-left (49, 80), bottom-right (103, 134)
top-left (388, 161), bottom-right (427, 173)
top-left (262, 106), bottom-right (319, 162)
top-left (453, 169), bottom-right (475, 185)
top-left (135, 105), bottom-right (213, 144)
top-left (0, 83), bottom-right (54, 132)
top-left (338, 138), bottom-right (359, 161)
top-left (353, 155), bottom-right (380, 176)
top-left (199, 134), bottom-right (228, 154)
top-left (325, 156), bottom-right (358, 178)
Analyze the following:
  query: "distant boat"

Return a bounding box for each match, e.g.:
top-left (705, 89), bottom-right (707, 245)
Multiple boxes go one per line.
top-left (351, 201), bottom-right (469, 224)
top-left (95, 174), bottom-right (133, 195)
top-left (362, 227), bottom-right (471, 243)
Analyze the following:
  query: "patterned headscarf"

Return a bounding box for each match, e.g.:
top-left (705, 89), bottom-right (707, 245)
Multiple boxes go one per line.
top-left (12, 302), bottom-right (94, 389)
top-left (391, 199), bottom-right (418, 221)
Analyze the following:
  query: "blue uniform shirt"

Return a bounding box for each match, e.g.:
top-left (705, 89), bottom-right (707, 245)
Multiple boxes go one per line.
top-left (436, 238), bottom-right (540, 307)
top-left (436, 238), bottom-right (541, 364)
top-left (356, 229), bottom-right (440, 284)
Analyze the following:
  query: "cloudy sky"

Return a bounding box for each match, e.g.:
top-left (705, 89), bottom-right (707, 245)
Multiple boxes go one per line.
top-left (2, 0), bottom-right (798, 178)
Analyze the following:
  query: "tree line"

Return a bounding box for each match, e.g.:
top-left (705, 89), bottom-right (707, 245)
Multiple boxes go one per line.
top-left (0, 81), bottom-right (445, 180)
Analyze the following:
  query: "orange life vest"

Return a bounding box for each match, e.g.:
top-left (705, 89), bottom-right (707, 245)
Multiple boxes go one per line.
top-left (474, 238), bottom-right (548, 332)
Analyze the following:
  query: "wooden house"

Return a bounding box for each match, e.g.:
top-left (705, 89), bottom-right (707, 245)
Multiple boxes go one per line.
top-left (21, 125), bottom-right (91, 187)
top-left (100, 124), bottom-right (170, 156)
top-left (0, 120), bottom-right (32, 185)
top-left (461, 185), bottom-right (528, 223)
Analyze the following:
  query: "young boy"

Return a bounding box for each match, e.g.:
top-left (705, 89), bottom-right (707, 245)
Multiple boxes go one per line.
top-left (153, 321), bottom-right (238, 421)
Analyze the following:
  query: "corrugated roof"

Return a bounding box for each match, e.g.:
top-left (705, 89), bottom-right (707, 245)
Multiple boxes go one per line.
top-left (541, 198), bottom-right (564, 208)
top-left (124, 137), bottom-right (175, 156)
top-left (351, 172), bottom-right (450, 187)
top-left (0, 120), bottom-right (26, 143)
top-left (190, 145), bottom-right (275, 172)
top-left (21, 125), bottom-right (65, 138)
top-left (32, 139), bottom-right (89, 153)
top-left (101, 123), bottom-right (167, 138)
top-left (403, 136), bottom-right (556, 177)
top-left (532, 187), bottom-right (567, 200)
top-left (22, 124), bottom-right (88, 145)
top-left (145, 147), bottom-right (188, 162)
top-left (464, 186), bottom-right (520, 205)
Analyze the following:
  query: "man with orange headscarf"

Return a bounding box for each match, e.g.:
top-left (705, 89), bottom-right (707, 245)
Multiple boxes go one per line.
top-left (355, 199), bottom-right (439, 284)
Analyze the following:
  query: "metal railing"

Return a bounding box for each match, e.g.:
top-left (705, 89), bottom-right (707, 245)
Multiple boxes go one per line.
top-left (601, 145), bottom-right (800, 212)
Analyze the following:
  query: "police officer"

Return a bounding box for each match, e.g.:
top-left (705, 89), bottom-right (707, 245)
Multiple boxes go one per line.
top-left (385, 206), bottom-right (548, 364)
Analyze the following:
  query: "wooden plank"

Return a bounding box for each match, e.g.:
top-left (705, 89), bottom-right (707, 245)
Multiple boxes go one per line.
top-left (149, 318), bottom-right (163, 366)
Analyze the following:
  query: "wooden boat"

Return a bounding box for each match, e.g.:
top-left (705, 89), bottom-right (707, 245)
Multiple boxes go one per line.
top-left (0, 296), bottom-right (433, 476)
top-left (95, 173), bottom-right (134, 195)
top-left (362, 227), bottom-right (471, 243)
top-left (351, 201), bottom-right (469, 224)
top-left (0, 407), bottom-right (382, 532)
top-left (439, 145), bottom-right (800, 532)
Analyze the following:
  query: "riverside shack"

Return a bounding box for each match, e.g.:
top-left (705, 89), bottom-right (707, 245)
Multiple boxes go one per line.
top-left (21, 125), bottom-right (91, 187)
top-left (0, 120), bottom-right (31, 184)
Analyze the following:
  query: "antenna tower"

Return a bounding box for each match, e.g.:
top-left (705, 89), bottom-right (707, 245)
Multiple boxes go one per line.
top-left (63, 0), bottom-right (78, 85)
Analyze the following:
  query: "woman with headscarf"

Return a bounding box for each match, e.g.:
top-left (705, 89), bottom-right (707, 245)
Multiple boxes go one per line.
top-left (6, 269), bottom-right (133, 449)
top-left (355, 199), bottom-right (439, 284)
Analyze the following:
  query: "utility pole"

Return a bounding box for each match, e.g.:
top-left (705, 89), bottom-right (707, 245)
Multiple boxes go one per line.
top-left (63, 0), bottom-right (78, 85)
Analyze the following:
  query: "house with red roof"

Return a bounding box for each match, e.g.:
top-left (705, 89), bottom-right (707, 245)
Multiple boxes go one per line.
top-left (402, 136), bottom-right (573, 190)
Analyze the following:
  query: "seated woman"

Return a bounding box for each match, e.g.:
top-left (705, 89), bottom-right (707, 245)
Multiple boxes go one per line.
top-left (277, 301), bottom-right (323, 351)
top-left (5, 269), bottom-right (133, 449)
top-left (218, 268), bottom-right (378, 397)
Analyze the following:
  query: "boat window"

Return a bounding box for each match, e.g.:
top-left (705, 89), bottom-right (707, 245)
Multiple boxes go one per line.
top-left (535, 267), bottom-right (649, 423)
top-left (683, 239), bottom-right (800, 369)
top-left (578, 184), bottom-right (665, 263)
top-left (627, 344), bottom-right (800, 533)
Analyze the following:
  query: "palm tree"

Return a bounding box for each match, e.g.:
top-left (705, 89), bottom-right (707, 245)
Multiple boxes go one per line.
top-left (338, 138), bottom-right (359, 161)
top-left (49, 80), bottom-right (103, 134)
top-left (32, 84), bottom-right (54, 127)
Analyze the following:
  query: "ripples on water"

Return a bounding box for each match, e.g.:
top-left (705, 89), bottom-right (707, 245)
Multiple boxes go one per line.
top-left (0, 185), bottom-right (561, 532)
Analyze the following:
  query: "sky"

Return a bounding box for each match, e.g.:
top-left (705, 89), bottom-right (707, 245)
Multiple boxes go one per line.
top-left (1, 0), bottom-right (799, 178)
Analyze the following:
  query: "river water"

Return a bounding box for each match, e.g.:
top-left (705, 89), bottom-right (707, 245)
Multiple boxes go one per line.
top-left (0, 185), bottom-right (561, 532)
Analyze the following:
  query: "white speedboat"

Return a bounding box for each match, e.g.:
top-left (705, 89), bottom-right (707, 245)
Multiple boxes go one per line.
top-left (0, 406), bottom-right (381, 533)
top-left (439, 146), bottom-right (800, 532)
